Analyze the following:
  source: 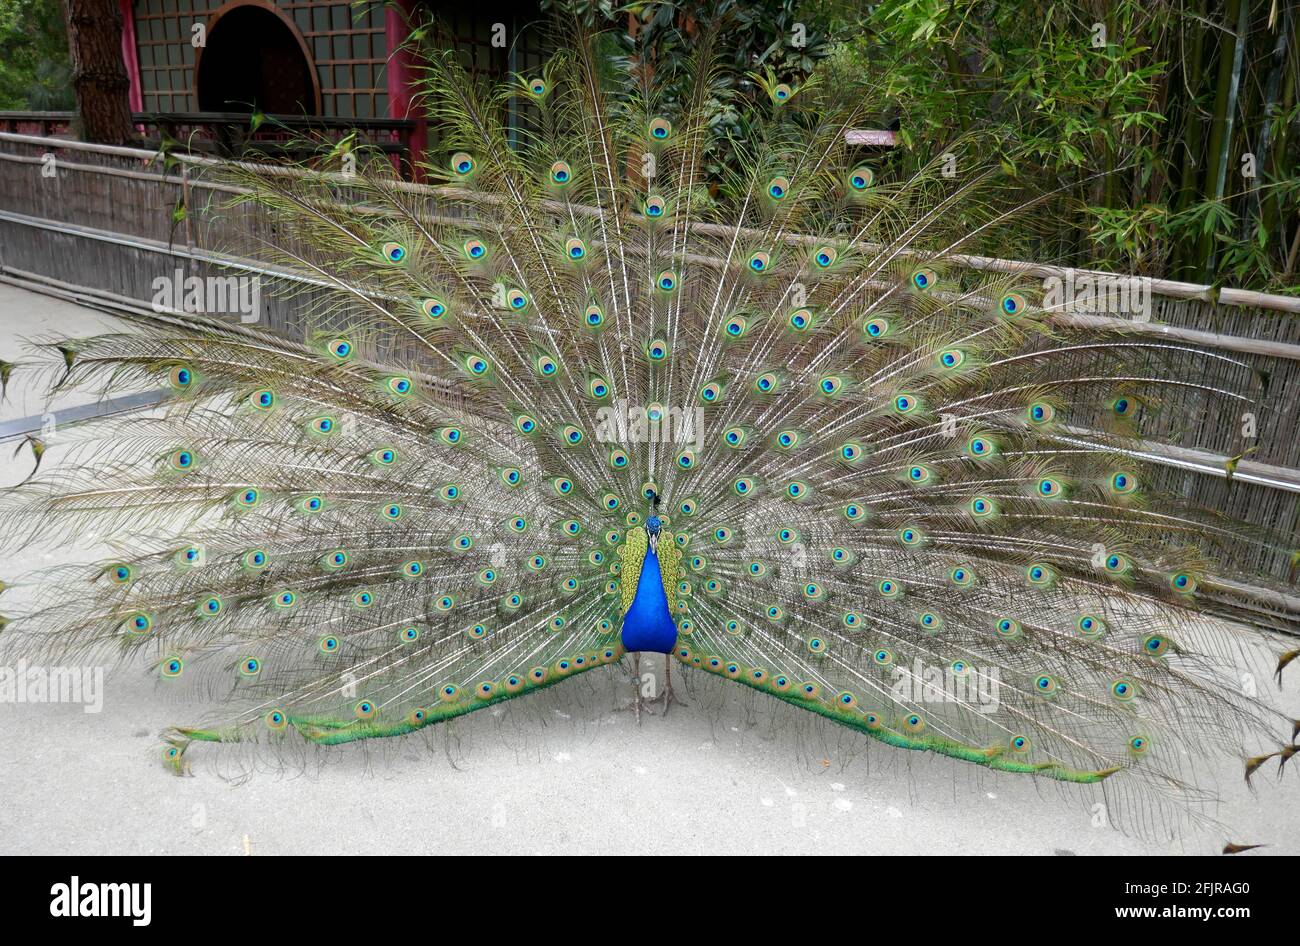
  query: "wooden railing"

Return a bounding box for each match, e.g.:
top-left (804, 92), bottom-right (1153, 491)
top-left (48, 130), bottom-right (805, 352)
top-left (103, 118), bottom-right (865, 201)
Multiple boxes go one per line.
top-left (0, 112), bottom-right (74, 138)
top-left (0, 111), bottom-right (416, 163)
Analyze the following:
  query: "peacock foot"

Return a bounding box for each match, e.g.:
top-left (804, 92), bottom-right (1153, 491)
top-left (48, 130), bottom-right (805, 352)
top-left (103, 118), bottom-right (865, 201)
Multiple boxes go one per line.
top-left (645, 655), bottom-right (688, 716)
top-left (612, 653), bottom-right (647, 725)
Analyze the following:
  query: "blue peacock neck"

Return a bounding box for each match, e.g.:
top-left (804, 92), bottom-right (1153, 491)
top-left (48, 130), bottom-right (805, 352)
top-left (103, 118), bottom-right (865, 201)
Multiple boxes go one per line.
top-left (619, 510), bottom-right (678, 654)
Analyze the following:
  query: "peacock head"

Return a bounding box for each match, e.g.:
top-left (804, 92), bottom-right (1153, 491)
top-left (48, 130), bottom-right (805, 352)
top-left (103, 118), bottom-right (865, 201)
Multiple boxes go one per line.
top-left (645, 490), bottom-right (663, 539)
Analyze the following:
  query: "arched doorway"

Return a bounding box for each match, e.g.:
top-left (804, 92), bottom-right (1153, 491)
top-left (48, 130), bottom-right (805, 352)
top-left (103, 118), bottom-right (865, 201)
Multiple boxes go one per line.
top-left (195, 2), bottom-right (320, 114)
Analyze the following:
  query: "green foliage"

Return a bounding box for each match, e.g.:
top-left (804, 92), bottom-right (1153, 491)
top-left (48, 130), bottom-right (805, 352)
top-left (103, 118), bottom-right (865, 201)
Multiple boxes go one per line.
top-left (542, 0), bottom-right (833, 176)
top-left (538, 0), bottom-right (1297, 290)
top-left (547, 0), bottom-right (832, 81)
top-left (0, 0), bottom-right (73, 111)
top-left (823, 0), bottom-right (1300, 291)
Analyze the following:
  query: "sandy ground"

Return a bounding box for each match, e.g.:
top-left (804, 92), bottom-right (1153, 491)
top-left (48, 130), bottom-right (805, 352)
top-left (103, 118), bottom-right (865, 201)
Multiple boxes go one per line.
top-left (0, 284), bottom-right (1296, 856)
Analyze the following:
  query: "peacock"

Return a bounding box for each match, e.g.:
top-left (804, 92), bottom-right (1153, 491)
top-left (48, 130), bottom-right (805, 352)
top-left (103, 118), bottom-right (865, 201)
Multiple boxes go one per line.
top-left (2, 13), bottom-right (1298, 842)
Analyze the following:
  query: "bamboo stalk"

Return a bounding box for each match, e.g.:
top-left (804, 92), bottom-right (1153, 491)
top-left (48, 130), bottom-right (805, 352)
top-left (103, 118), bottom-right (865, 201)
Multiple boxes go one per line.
top-left (1172, 0), bottom-right (1207, 278)
top-left (1262, 4), bottom-right (1295, 251)
top-left (1196, 0), bottom-right (1248, 280)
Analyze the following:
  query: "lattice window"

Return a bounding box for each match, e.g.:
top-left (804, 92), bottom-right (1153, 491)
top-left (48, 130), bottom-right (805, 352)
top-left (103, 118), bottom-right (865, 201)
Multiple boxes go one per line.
top-left (419, 4), bottom-right (548, 147)
top-left (434, 7), bottom-right (546, 79)
top-left (130, 0), bottom-right (552, 122)
top-left (134, 0), bottom-right (211, 113)
top-left (289, 0), bottom-right (388, 119)
top-left (132, 0), bottom-right (389, 119)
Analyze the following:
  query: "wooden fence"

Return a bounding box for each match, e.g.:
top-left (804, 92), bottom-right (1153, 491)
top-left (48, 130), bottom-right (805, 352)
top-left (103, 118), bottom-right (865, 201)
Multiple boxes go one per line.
top-left (1, 129), bottom-right (1298, 601)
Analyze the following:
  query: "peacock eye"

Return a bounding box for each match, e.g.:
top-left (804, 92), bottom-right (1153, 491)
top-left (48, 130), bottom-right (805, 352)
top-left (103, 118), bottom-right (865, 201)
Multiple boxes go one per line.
top-left (451, 152), bottom-right (474, 175)
top-left (167, 449), bottom-right (195, 471)
top-left (1143, 634), bottom-right (1170, 657)
top-left (1025, 401), bottom-right (1055, 425)
top-left (848, 165), bottom-right (873, 191)
top-left (812, 246), bottom-right (837, 268)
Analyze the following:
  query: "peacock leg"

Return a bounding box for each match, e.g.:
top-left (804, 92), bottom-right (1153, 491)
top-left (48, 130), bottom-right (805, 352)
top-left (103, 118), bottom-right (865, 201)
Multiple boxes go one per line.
top-left (632, 652), bottom-right (642, 723)
top-left (614, 652), bottom-right (645, 724)
top-left (646, 654), bottom-right (687, 715)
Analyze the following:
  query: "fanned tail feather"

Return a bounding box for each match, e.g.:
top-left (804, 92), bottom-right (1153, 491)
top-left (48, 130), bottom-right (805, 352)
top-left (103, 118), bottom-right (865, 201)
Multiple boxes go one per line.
top-left (0, 12), bottom-right (1296, 837)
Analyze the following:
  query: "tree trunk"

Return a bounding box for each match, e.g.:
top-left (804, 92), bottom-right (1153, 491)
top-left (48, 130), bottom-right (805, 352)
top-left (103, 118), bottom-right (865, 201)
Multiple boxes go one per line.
top-left (60, 0), bottom-right (135, 145)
